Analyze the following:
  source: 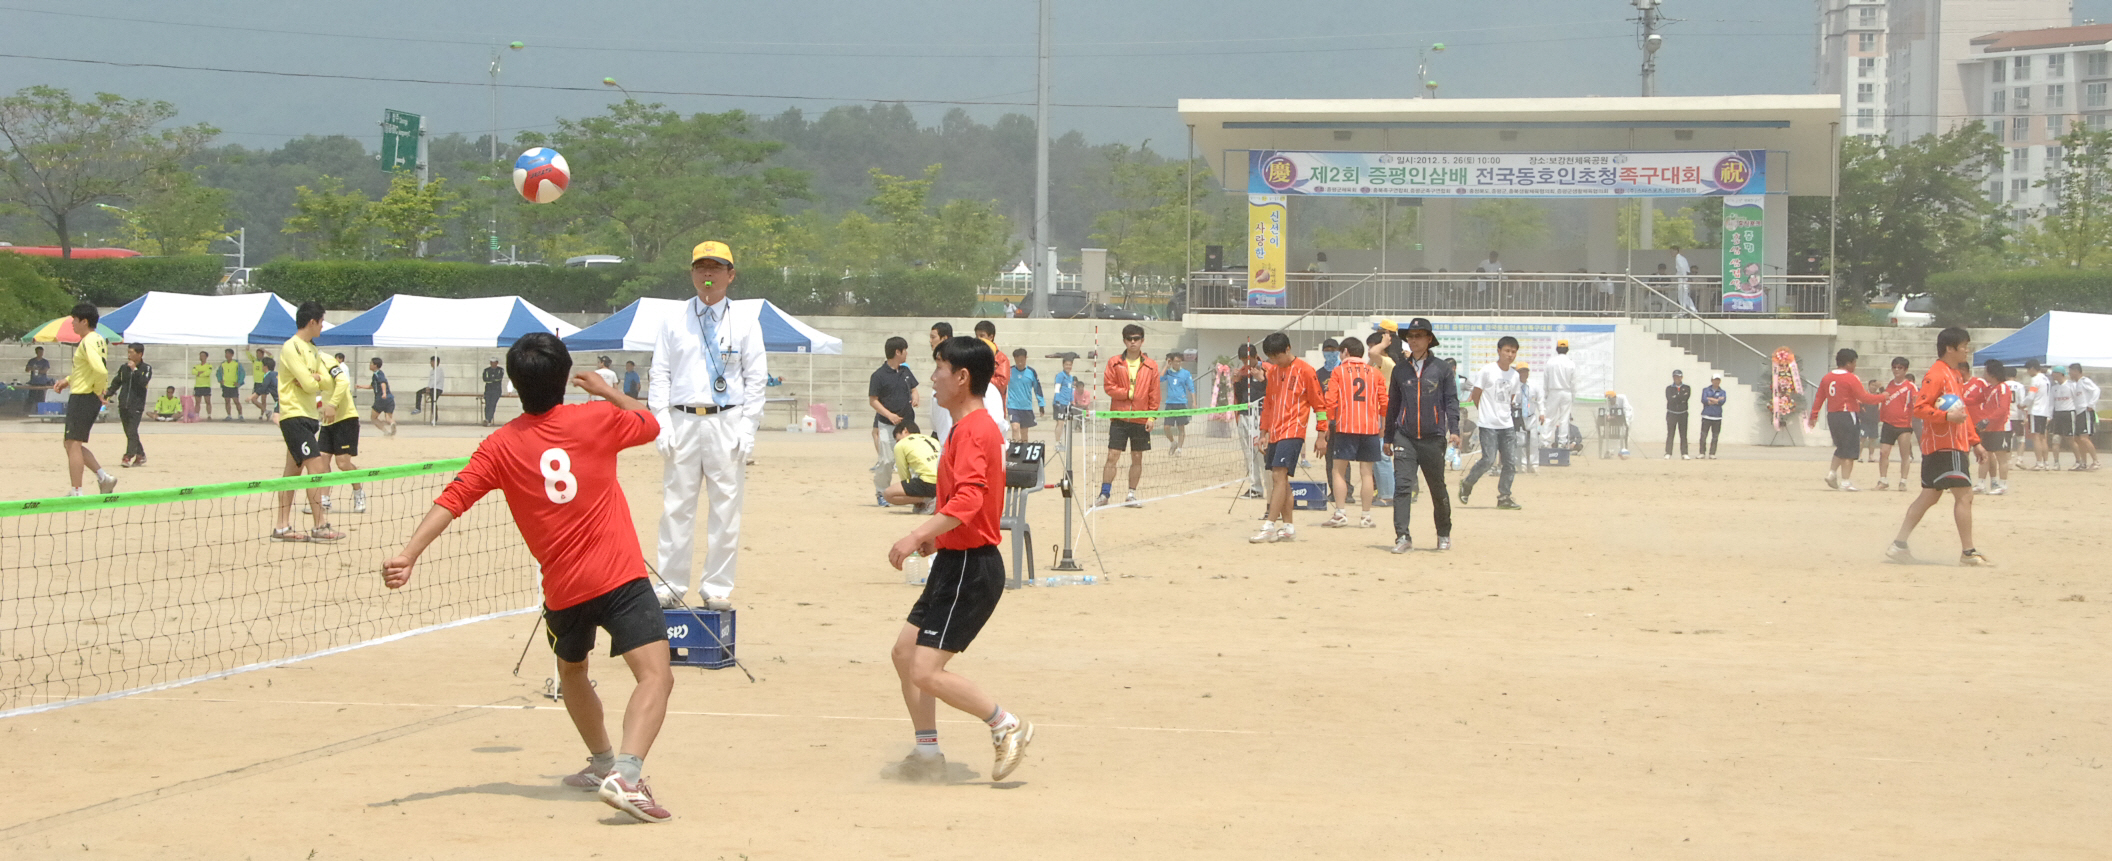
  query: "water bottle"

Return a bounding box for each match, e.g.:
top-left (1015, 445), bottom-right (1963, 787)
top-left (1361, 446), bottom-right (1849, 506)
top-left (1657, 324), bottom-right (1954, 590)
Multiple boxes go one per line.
top-left (903, 552), bottom-right (927, 586)
top-left (1040, 575), bottom-right (1067, 587)
top-left (1040, 574), bottom-right (1098, 586)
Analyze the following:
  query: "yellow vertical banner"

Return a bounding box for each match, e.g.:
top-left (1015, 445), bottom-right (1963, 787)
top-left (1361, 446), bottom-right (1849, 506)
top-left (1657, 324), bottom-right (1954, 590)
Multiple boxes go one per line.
top-left (1247, 194), bottom-right (1287, 308)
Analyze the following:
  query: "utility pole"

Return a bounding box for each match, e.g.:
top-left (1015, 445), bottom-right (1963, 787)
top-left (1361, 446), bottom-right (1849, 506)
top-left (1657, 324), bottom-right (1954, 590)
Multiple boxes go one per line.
top-left (1417, 43), bottom-right (1445, 98)
top-left (1033, 0), bottom-right (1053, 315)
top-left (489, 41), bottom-right (523, 264)
top-left (1635, 0), bottom-right (1665, 97)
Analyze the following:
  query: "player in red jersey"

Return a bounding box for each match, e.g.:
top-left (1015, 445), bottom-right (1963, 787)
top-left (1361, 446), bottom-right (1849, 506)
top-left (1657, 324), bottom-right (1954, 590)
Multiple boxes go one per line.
top-left (884, 336), bottom-right (1033, 784)
top-left (1251, 332), bottom-right (1329, 543)
top-left (381, 332), bottom-right (676, 823)
top-left (1873, 357), bottom-right (1919, 491)
top-left (1887, 328), bottom-right (1991, 566)
top-left (1807, 348), bottom-right (1887, 491)
top-left (1966, 359), bottom-right (2013, 495)
top-left (1322, 336), bottom-right (1388, 529)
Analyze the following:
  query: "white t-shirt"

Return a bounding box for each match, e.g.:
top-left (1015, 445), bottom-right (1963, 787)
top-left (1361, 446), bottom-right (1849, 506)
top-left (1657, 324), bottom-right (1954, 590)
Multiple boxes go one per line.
top-left (2006, 380), bottom-right (2030, 422)
top-left (2077, 377), bottom-right (2101, 411)
top-left (1542, 353), bottom-right (1577, 394)
top-left (1472, 363), bottom-right (1520, 430)
top-left (2050, 381), bottom-right (2075, 413)
top-left (594, 366), bottom-right (620, 400)
top-left (2029, 372), bottom-right (2054, 417)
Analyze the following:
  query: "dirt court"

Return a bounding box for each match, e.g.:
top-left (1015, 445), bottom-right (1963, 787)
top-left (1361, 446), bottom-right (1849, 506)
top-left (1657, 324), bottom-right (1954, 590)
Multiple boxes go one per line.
top-left (0, 418), bottom-right (2107, 859)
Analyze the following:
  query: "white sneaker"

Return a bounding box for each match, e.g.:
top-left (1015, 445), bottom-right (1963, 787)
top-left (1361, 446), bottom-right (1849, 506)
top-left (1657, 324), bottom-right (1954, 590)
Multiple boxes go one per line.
top-left (1276, 524), bottom-right (1296, 542)
top-left (352, 491), bottom-right (368, 514)
top-left (653, 582), bottom-right (688, 608)
top-left (1093, 493), bottom-right (1110, 508)
top-left (1248, 522), bottom-right (1278, 544)
top-left (1323, 510), bottom-right (1349, 528)
top-left (1874, 479), bottom-right (1889, 491)
top-left (1841, 482), bottom-right (1860, 492)
top-left (1885, 542), bottom-right (1914, 563)
top-left (1824, 473), bottom-right (1839, 490)
top-left (1359, 515), bottom-right (1376, 529)
top-left (1390, 536), bottom-right (1412, 554)
top-left (1124, 491), bottom-right (1142, 508)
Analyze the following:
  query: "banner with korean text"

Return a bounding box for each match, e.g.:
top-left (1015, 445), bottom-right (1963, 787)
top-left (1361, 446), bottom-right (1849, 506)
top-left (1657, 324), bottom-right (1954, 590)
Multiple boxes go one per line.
top-left (1247, 194), bottom-right (1288, 309)
top-left (1247, 150), bottom-right (1766, 198)
top-left (1720, 195), bottom-right (1766, 312)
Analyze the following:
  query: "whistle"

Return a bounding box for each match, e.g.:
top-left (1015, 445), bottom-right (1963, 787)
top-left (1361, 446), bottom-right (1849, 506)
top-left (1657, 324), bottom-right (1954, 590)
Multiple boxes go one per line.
top-left (703, 280), bottom-right (714, 286)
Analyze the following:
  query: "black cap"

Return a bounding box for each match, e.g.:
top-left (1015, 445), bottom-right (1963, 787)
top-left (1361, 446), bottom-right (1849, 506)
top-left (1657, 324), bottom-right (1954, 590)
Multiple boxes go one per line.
top-left (1406, 317), bottom-right (1438, 346)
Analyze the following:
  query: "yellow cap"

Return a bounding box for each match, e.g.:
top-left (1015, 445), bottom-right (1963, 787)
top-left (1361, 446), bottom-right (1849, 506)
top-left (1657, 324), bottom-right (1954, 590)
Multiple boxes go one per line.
top-left (689, 240), bottom-right (734, 267)
top-left (1604, 390), bottom-right (1616, 399)
top-left (1556, 339), bottom-right (1569, 348)
top-left (1514, 361), bottom-right (1528, 370)
top-left (1375, 318), bottom-right (1398, 332)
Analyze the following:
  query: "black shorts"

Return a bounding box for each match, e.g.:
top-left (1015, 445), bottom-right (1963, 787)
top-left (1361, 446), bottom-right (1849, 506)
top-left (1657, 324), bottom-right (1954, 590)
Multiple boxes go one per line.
top-left (1266, 437), bottom-right (1304, 470)
top-left (1007, 408), bottom-right (1038, 428)
top-left (1053, 403), bottom-right (1074, 421)
top-left (1879, 423), bottom-right (1911, 446)
top-left (1826, 411), bottom-right (1861, 461)
top-left (1162, 405), bottom-right (1190, 427)
top-left (279, 416), bottom-right (321, 462)
top-left (252, 382), bottom-right (269, 396)
top-left (1922, 449), bottom-right (1973, 490)
top-left (372, 397), bottom-right (395, 414)
top-left (63, 394), bottom-right (101, 442)
top-left (192, 386), bottom-right (211, 398)
top-left (906, 545), bottom-right (1005, 653)
top-left (1107, 419), bottom-right (1152, 451)
top-left (2051, 411), bottom-right (2075, 437)
top-left (1981, 430), bottom-right (2011, 452)
top-left (2032, 415), bottom-right (2049, 434)
top-left (2077, 410), bottom-right (2099, 435)
top-left (219, 386), bottom-right (240, 399)
top-left (321, 418), bottom-right (360, 456)
top-left (901, 476), bottom-right (936, 498)
top-left (544, 577), bottom-right (667, 663)
top-left (1330, 431), bottom-right (1382, 462)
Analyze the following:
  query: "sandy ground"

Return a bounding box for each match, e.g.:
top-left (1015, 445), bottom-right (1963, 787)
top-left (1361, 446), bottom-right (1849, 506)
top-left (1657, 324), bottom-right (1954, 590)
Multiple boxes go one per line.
top-left (0, 415), bottom-right (2108, 859)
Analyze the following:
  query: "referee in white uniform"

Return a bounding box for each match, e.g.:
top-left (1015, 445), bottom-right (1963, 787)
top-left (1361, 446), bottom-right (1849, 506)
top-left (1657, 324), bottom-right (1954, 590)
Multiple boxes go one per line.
top-left (650, 240), bottom-right (767, 610)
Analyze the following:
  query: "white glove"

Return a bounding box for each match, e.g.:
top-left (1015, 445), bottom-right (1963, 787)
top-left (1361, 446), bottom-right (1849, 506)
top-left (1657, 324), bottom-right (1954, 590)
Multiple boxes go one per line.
top-left (653, 412), bottom-right (673, 459)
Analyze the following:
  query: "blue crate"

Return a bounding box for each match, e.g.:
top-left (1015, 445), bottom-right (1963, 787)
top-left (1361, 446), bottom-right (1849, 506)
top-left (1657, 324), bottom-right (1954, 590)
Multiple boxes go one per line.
top-left (1538, 447), bottom-right (1571, 467)
top-left (664, 608), bottom-right (736, 669)
top-left (35, 402), bottom-right (62, 416)
top-left (1287, 480), bottom-right (1330, 511)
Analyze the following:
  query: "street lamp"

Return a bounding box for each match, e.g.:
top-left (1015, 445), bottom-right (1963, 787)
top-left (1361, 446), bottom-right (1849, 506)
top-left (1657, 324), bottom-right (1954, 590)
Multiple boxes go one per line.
top-left (488, 40), bottom-right (524, 264)
top-left (602, 77), bottom-right (633, 101)
top-left (1418, 42), bottom-right (1445, 98)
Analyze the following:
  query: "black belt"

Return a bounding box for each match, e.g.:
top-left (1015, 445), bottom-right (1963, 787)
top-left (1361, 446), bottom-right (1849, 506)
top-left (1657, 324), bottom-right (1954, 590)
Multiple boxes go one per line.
top-left (675, 404), bottom-right (729, 415)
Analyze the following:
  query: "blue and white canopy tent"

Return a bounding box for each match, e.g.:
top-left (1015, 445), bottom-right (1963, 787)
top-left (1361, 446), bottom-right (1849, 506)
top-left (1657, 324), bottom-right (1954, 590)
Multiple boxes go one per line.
top-left (98, 291), bottom-right (332, 345)
top-left (564, 298), bottom-right (843, 354)
top-left (1973, 311), bottom-right (2112, 368)
top-left (314, 295), bottom-right (578, 347)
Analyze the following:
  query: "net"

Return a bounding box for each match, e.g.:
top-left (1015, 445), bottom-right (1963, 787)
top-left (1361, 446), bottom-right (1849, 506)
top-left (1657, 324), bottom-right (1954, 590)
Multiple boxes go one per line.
top-left (0, 459), bottom-right (539, 718)
top-left (1079, 401), bottom-right (1258, 513)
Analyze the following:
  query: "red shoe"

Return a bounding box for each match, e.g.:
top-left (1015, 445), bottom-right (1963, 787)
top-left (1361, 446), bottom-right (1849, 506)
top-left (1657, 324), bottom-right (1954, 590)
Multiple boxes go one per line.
top-left (598, 774), bottom-right (672, 823)
top-left (561, 760), bottom-right (613, 791)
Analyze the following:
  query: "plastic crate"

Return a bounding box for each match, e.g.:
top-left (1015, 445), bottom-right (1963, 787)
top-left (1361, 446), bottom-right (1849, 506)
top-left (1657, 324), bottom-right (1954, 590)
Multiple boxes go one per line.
top-left (34, 401), bottom-right (62, 416)
top-left (664, 608), bottom-right (736, 669)
top-left (1538, 447), bottom-right (1571, 467)
top-left (1287, 480), bottom-right (1330, 510)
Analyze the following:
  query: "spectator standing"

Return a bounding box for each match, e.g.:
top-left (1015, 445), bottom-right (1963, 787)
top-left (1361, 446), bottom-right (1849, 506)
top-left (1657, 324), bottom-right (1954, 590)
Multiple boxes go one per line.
top-left (1517, 362), bottom-right (1541, 473)
top-left (1698, 371), bottom-right (1727, 458)
top-left (108, 343), bottom-right (152, 467)
top-left (1664, 369), bottom-right (1691, 459)
top-left (1671, 246), bottom-right (1696, 312)
top-left (481, 358), bottom-right (504, 426)
top-left (1461, 337), bottom-right (1524, 510)
top-left (189, 351), bottom-right (215, 420)
top-left (1231, 343), bottom-right (1268, 499)
top-left (2067, 363), bottom-right (2100, 470)
top-left (593, 356), bottom-right (621, 399)
top-left (623, 361), bottom-right (642, 399)
top-left (1158, 351), bottom-right (1193, 454)
top-left (24, 345), bottom-right (50, 382)
top-left (1096, 324), bottom-right (1159, 508)
top-left (216, 348), bottom-right (247, 421)
top-left (868, 336), bottom-right (920, 506)
top-left (249, 347), bottom-right (271, 419)
top-left (1005, 348), bottom-right (1045, 443)
top-left (1542, 339), bottom-right (1577, 450)
top-left (1383, 317), bottom-right (1459, 552)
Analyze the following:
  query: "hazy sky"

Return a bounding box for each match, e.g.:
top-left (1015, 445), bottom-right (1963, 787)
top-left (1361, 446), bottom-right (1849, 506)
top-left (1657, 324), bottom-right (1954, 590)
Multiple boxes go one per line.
top-left (5, 1), bottom-right (2112, 151)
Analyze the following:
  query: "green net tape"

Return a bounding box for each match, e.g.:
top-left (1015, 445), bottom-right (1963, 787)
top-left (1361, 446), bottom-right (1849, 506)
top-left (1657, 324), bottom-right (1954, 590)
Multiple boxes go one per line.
top-left (1091, 403), bottom-right (1255, 420)
top-left (0, 457), bottom-right (469, 518)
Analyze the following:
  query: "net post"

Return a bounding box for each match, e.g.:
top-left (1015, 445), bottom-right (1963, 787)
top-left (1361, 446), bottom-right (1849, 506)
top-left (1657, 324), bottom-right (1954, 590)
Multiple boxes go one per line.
top-left (1050, 411), bottom-right (1085, 572)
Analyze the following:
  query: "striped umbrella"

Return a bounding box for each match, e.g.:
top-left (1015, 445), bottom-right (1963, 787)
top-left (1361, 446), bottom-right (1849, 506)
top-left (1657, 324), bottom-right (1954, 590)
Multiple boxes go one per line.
top-left (20, 317), bottom-right (123, 344)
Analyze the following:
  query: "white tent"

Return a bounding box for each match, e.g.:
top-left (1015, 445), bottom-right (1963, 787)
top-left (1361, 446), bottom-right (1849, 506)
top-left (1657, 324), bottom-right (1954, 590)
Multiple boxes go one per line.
top-left (563, 298), bottom-right (842, 354)
top-left (98, 291), bottom-right (331, 345)
top-left (314, 295), bottom-right (578, 347)
top-left (1974, 311), bottom-right (2112, 367)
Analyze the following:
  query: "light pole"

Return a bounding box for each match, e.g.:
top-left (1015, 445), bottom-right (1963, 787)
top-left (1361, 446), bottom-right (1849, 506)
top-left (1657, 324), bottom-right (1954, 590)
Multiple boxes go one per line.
top-left (489, 40), bottom-right (524, 264)
top-left (1635, 0), bottom-right (1665, 97)
top-left (1417, 42), bottom-right (1445, 98)
top-left (1032, 0), bottom-right (1052, 315)
top-left (602, 77), bottom-right (633, 102)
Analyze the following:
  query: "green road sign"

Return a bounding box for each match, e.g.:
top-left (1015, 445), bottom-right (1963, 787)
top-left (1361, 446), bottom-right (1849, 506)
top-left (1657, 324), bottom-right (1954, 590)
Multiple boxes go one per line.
top-left (381, 109), bottom-right (423, 172)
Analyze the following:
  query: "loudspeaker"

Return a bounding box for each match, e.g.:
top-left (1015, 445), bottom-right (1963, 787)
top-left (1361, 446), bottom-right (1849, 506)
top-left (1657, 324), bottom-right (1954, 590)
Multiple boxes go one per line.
top-left (1204, 245), bottom-right (1224, 271)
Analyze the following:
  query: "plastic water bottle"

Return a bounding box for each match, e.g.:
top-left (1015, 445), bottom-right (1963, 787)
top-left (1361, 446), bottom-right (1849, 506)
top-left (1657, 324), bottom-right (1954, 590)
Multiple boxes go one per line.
top-left (903, 552), bottom-right (927, 586)
top-left (1040, 575), bottom-right (1067, 587)
top-left (1039, 574), bottom-right (1099, 586)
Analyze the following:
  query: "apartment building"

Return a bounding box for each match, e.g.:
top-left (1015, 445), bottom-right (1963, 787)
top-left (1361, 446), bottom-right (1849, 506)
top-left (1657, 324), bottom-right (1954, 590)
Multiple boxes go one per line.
top-left (1965, 23), bottom-right (2112, 217)
top-left (1817, 0), bottom-right (2072, 140)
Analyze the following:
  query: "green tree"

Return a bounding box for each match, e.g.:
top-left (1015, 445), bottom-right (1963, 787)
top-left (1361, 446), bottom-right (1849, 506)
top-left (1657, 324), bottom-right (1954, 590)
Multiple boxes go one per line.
top-left (0, 251), bottom-right (74, 337)
top-left (1309, 198), bottom-right (1418, 253)
top-left (282, 175), bottom-right (372, 260)
top-left (867, 165), bottom-right (940, 256)
top-left (1088, 145), bottom-right (1213, 276)
top-left (2024, 124), bottom-right (2112, 268)
top-left (1464, 199), bottom-right (1548, 255)
top-left (519, 101), bottom-right (807, 264)
top-left (1614, 201), bottom-right (1704, 251)
top-left (1831, 125), bottom-right (2004, 299)
top-left (115, 169), bottom-right (231, 256)
top-left (0, 86), bottom-right (217, 256)
top-left (931, 197), bottom-right (1018, 275)
top-left (370, 173), bottom-right (462, 258)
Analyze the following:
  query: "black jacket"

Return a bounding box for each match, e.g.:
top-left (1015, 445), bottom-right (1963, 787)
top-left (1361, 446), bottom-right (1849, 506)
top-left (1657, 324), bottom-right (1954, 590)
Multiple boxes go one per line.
top-left (1665, 383), bottom-right (1692, 415)
top-left (1385, 353), bottom-right (1460, 440)
top-left (108, 361), bottom-right (152, 412)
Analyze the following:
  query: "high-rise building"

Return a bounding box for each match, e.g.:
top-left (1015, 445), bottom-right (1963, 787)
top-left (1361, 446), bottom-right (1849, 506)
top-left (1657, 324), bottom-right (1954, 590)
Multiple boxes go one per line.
top-left (1963, 23), bottom-right (2112, 218)
top-left (1816, 0), bottom-right (2072, 140)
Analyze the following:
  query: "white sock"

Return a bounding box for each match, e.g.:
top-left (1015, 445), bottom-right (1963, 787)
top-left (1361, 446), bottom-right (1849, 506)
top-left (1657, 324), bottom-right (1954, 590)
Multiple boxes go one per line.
top-left (96, 469), bottom-right (113, 482)
top-left (915, 729), bottom-right (940, 756)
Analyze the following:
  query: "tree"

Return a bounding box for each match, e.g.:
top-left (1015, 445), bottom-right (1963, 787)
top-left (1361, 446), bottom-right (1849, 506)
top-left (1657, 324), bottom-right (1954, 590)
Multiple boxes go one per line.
top-left (115, 169), bottom-right (231, 256)
top-left (1614, 201), bottom-right (1703, 251)
top-left (1830, 125), bottom-right (2004, 299)
top-left (0, 251), bottom-right (74, 337)
top-left (1309, 198), bottom-right (1417, 253)
top-left (519, 101), bottom-right (807, 263)
top-left (931, 197), bottom-right (1018, 275)
top-left (282, 175), bottom-right (372, 260)
top-left (2025, 124), bottom-right (2112, 268)
top-left (0, 86), bottom-right (216, 256)
top-left (1088, 145), bottom-right (1214, 276)
top-left (1464, 199), bottom-right (1548, 256)
top-left (370, 173), bottom-right (461, 258)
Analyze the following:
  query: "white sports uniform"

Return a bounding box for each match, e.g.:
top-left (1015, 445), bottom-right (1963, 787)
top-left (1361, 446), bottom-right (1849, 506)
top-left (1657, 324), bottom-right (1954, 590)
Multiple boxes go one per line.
top-left (650, 295), bottom-right (768, 603)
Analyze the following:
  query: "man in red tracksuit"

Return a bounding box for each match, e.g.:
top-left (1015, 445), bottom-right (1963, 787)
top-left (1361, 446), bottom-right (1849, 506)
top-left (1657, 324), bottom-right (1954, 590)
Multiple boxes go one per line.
top-left (1097, 324), bottom-right (1160, 508)
top-left (1808, 348), bottom-right (1887, 491)
top-left (1874, 357), bottom-right (1918, 491)
top-left (1888, 327), bottom-right (1990, 566)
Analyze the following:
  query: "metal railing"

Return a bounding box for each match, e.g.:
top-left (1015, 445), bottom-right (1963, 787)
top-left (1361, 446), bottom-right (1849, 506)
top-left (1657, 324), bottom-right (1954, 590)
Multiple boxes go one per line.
top-left (1183, 271), bottom-right (1834, 319)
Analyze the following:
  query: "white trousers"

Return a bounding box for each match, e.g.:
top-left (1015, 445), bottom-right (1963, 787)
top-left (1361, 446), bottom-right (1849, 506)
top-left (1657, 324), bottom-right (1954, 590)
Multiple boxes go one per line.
top-left (1237, 412), bottom-right (1266, 492)
top-left (1545, 392), bottom-right (1574, 446)
top-left (658, 410), bottom-right (745, 600)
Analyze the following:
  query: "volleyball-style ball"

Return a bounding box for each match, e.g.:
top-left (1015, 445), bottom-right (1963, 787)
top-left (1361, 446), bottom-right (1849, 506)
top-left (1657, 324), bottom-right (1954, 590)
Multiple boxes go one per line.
top-left (1936, 394), bottom-right (1962, 413)
top-left (513, 147), bottom-right (569, 204)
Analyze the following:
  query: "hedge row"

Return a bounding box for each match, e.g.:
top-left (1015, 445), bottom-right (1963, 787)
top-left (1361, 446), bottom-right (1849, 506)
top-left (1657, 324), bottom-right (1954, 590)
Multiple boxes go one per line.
top-left (23, 255), bottom-right (224, 306)
top-left (253, 261), bottom-right (638, 313)
top-left (1927, 268), bottom-right (2112, 327)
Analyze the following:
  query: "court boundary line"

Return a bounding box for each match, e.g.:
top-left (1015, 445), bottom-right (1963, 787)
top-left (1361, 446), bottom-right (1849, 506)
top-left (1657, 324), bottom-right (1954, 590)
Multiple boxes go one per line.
top-left (0, 605), bottom-right (538, 720)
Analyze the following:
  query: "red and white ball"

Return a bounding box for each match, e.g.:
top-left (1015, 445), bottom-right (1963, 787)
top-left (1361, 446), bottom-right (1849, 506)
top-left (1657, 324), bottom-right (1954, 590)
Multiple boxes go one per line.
top-left (512, 147), bottom-right (570, 204)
